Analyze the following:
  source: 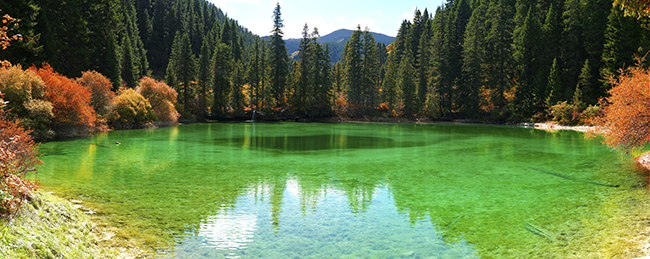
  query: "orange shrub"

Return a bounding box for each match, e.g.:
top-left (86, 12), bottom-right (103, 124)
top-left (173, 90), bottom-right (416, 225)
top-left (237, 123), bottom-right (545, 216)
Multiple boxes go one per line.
top-left (77, 70), bottom-right (116, 116)
top-left (135, 76), bottom-right (179, 123)
top-left (591, 63), bottom-right (650, 150)
top-left (30, 64), bottom-right (96, 129)
top-left (0, 101), bottom-right (40, 216)
top-left (109, 88), bottom-right (155, 124)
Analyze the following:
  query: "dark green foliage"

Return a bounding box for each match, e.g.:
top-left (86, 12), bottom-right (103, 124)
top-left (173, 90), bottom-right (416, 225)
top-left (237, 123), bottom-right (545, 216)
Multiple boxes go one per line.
top-left (399, 56), bottom-right (417, 117)
top-left (0, 0), bottom-right (43, 66)
top-left (197, 38), bottom-right (211, 119)
top-left (513, 7), bottom-right (544, 117)
top-left (269, 3), bottom-right (289, 107)
top-left (231, 61), bottom-right (245, 114)
top-left (461, 0), bottom-right (488, 117)
top-left (600, 7), bottom-right (646, 91)
top-left (546, 58), bottom-right (562, 106)
top-left (211, 43), bottom-right (232, 117)
top-left (166, 33), bottom-right (196, 114)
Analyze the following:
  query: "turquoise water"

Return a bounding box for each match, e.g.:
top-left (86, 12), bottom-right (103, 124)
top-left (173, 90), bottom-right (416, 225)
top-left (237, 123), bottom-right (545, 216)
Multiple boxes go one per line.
top-left (34, 123), bottom-right (641, 258)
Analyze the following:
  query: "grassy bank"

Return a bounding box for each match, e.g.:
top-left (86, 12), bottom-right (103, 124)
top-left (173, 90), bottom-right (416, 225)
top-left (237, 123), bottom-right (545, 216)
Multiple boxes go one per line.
top-left (0, 191), bottom-right (140, 258)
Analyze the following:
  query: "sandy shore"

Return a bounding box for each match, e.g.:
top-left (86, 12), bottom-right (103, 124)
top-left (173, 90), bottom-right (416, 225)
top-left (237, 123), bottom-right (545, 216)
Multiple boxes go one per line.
top-left (519, 122), bottom-right (597, 133)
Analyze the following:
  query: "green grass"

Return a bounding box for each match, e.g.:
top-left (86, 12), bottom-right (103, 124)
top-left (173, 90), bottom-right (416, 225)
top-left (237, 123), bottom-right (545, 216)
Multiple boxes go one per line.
top-left (0, 191), bottom-right (140, 259)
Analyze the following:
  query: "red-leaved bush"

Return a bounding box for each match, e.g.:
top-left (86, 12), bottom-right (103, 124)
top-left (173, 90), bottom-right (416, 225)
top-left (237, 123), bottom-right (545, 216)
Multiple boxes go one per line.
top-left (135, 76), bottom-right (179, 123)
top-left (30, 64), bottom-right (96, 132)
top-left (0, 92), bottom-right (40, 217)
top-left (590, 62), bottom-right (650, 150)
top-left (76, 70), bottom-right (116, 117)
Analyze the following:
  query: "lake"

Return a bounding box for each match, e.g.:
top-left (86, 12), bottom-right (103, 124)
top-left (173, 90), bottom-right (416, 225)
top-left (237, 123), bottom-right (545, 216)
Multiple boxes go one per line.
top-left (34, 122), bottom-right (645, 258)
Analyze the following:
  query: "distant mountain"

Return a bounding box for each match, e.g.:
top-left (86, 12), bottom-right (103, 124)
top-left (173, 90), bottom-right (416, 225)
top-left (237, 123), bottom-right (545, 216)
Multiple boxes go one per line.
top-left (266, 29), bottom-right (395, 63)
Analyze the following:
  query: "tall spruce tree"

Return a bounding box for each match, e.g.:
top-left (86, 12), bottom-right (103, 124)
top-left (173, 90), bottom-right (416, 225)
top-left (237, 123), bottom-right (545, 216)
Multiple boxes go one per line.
top-left (269, 3), bottom-right (289, 107)
top-left (399, 56), bottom-right (417, 117)
top-left (197, 38), bottom-right (212, 119)
top-left (211, 42), bottom-right (233, 117)
top-left (166, 33), bottom-right (196, 114)
top-left (461, 0), bottom-right (488, 116)
top-left (343, 26), bottom-right (364, 115)
top-left (513, 7), bottom-right (544, 117)
top-left (484, 0), bottom-right (515, 111)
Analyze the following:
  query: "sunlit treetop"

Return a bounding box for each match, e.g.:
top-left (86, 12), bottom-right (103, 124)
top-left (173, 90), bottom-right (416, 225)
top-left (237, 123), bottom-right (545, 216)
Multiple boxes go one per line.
top-left (614, 0), bottom-right (650, 18)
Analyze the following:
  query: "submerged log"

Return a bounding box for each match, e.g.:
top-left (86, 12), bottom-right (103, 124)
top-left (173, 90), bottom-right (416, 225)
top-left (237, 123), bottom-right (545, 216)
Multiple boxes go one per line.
top-left (529, 167), bottom-right (620, 188)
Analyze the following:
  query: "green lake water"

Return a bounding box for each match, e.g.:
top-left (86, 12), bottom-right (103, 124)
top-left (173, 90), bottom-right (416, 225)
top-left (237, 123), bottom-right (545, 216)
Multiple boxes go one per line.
top-left (33, 123), bottom-right (644, 258)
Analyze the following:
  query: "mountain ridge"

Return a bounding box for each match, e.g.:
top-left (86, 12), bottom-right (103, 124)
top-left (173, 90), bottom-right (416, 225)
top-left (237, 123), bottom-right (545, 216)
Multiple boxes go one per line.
top-left (265, 29), bottom-right (395, 62)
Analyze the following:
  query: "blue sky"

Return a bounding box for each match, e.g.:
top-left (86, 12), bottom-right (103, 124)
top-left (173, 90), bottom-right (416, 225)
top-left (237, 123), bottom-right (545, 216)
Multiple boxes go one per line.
top-left (206, 0), bottom-right (446, 39)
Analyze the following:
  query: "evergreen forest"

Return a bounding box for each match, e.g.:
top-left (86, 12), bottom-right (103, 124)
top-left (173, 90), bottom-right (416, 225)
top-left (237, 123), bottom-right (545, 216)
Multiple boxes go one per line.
top-left (1, 0), bottom-right (649, 122)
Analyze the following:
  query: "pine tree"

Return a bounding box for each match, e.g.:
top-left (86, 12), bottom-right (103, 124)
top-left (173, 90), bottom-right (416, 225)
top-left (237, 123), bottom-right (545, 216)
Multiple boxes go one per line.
top-left (211, 42), bottom-right (232, 117)
top-left (311, 37), bottom-right (333, 116)
top-left (399, 56), bottom-right (417, 117)
top-left (247, 37), bottom-right (261, 109)
top-left (600, 6), bottom-right (644, 91)
top-left (294, 23), bottom-right (312, 114)
top-left (461, 0), bottom-right (488, 116)
top-left (362, 28), bottom-right (381, 111)
top-left (231, 61), bottom-right (245, 114)
top-left (121, 35), bottom-right (138, 88)
top-left (167, 33), bottom-right (196, 114)
top-left (513, 7), bottom-right (544, 117)
top-left (561, 0), bottom-right (585, 100)
top-left (343, 26), bottom-right (364, 115)
top-left (576, 59), bottom-right (597, 105)
top-left (382, 53), bottom-right (399, 112)
top-left (546, 58), bottom-right (562, 106)
top-left (197, 38), bottom-right (212, 119)
top-left (484, 0), bottom-right (515, 111)
top-left (269, 3), bottom-right (289, 107)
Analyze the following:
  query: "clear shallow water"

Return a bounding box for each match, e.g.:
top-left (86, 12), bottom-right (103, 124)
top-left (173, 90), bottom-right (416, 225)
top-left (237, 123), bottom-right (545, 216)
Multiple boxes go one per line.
top-left (33, 123), bottom-right (641, 258)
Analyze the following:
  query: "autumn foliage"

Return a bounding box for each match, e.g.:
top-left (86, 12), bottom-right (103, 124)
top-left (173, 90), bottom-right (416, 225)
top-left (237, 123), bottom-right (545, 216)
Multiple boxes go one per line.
top-left (76, 70), bottom-right (116, 117)
top-left (135, 76), bottom-right (179, 123)
top-left (0, 93), bottom-right (40, 217)
top-left (110, 88), bottom-right (155, 125)
top-left (30, 64), bottom-right (96, 131)
top-left (1, 13), bottom-right (22, 68)
top-left (591, 62), bottom-right (650, 150)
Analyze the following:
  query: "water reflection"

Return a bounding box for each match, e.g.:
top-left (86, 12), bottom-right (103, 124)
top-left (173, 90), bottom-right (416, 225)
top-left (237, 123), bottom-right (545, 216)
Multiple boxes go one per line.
top-left (34, 123), bottom-right (636, 258)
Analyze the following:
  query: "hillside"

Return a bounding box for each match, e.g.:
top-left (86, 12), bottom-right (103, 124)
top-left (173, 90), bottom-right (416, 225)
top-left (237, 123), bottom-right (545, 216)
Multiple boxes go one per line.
top-left (281, 29), bottom-right (395, 63)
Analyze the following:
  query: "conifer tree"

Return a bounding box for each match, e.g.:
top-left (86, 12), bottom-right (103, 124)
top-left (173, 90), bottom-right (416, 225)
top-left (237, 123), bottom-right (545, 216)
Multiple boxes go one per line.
top-left (561, 0), bottom-right (585, 100)
top-left (576, 59), bottom-right (597, 105)
top-left (513, 7), bottom-right (544, 117)
top-left (269, 3), bottom-right (289, 107)
top-left (382, 53), bottom-right (400, 112)
top-left (484, 0), bottom-right (515, 111)
top-left (461, 0), bottom-right (488, 116)
top-left (546, 58), bottom-right (562, 106)
top-left (362, 28), bottom-right (381, 111)
top-left (399, 56), bottom-right (417, 117)
top-left (294, 23), bottom-right (312, 114)
top-left (231, 61), bottom-right (245, 114)
top-left (121, 35), bottom-right (138, 88)
top-left (343, 26), bottom-right (364, 114)
top-left (211, 42), bottom-right (232, 117)
top-left (247, 37), bottom-right (261, 109)
top-left (166, 33), bottom-right (196, 114)
top-left (600, 7), bottom-right (644, 90)
top-left (197, 38), bottom-right (211, 119)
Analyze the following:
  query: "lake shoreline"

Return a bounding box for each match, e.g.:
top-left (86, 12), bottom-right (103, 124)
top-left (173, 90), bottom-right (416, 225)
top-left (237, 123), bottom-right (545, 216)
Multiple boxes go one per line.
top-left (0, 190), bottom-right (143, 258)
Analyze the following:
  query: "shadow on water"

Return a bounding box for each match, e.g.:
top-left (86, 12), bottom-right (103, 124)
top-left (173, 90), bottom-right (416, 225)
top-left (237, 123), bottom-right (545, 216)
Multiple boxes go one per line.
top-left (213, 134), bottom-right (429, 151)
